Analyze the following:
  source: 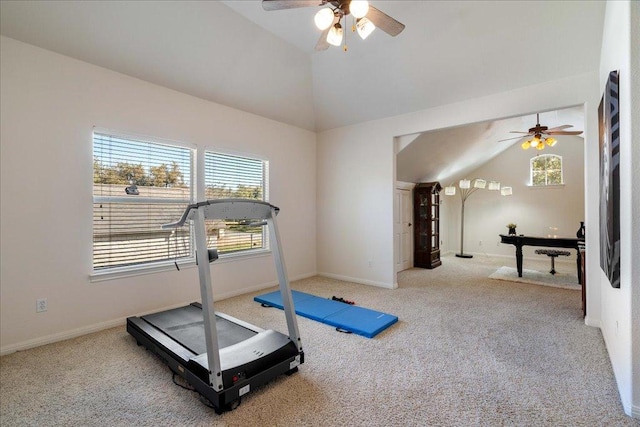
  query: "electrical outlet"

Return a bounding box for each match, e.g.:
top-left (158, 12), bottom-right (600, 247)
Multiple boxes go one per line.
top-left (36, 298), bottom-right (47, 313)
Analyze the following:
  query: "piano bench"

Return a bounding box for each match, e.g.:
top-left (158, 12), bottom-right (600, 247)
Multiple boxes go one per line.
top-left (535, 249), bottom-right (571, 275)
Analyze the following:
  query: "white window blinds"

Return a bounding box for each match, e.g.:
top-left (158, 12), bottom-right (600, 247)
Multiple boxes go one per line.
top-left (204, 151), bottom-right (268, 255)
top-left (93, 132), bottom-right (193, 271)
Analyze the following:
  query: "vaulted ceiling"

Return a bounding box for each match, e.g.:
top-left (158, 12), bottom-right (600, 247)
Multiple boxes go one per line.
top-left (0, 1), bottom-right (599, 185)
top-left (225, 1), bottom-right (603, 132)
top-left (395, 106), bottom-right (585, 185)
top-left (1, 1), bottom-right (604, 133)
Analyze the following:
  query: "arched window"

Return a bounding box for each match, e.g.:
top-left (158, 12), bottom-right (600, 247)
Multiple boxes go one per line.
top-left (530, 154), bottom-right (563, 186)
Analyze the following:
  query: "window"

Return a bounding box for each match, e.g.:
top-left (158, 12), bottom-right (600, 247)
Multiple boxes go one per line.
top-left (530, 154), bottom-right (563, 186)
top-left (93, 131), bottom-right (194, 272)
top-left (204, 151), bottom-right (269, 255)
top-left (92, 131), bottom-right (269, 276)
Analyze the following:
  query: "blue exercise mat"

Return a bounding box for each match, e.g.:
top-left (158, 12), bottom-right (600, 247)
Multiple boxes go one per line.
top-left (254, 290), bottom-right (398, 338)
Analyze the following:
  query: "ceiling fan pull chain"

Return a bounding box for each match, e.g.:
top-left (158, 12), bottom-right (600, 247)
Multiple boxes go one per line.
top-left (343, 14), bottom-right (348, 51)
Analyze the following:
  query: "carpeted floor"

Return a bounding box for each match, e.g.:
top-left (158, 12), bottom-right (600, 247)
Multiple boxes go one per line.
top-left (1, 254), bottom-right (637, 426)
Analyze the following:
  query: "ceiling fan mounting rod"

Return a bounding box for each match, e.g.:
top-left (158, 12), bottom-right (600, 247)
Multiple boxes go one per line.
top-left (323, 0), bottom-right (352, 17)
top-left (338, 1), bottom-right (352, 15)
top-left (528, 114), bottom-right (547, 133)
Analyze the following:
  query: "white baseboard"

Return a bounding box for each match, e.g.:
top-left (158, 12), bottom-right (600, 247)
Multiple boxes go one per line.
top-left (0, 317), bottom-right (126, 356)
top-left (584, 316), bottom-right (601, 328)
top-left (0, 271), bottom-right (318, 356)
top-left (317, 271), bottom-right (396, 289)
top-left (0, 300), bottom-right (202, 356)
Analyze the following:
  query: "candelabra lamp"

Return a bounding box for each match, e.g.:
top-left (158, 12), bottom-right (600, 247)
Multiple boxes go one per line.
top-left (444, 179), bottom-right (512, 258)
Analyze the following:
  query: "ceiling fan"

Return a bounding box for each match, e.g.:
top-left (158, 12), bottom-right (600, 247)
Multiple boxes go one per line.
top-left (262, 1), bottom-right (405, 51)
top-left (499, 113), bottom-right (584, 151)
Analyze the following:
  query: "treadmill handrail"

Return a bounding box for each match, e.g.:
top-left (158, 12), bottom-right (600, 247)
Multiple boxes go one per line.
top-left (162, 199), bottom-right (279, 229)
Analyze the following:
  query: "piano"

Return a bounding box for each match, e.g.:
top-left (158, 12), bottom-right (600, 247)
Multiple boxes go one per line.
top-left (499, 234), bottom-right (584, 283)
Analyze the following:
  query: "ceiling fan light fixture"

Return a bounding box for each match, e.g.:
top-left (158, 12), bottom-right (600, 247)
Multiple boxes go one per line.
top-left (327, 23), bottom-right (344, 46)
top-left (504, 112), bottom-right (580, 150)
top-left (263, 0), bottom-right (405, 51)
top-left (356, 17), bottom-right (375, 39)
top-left (488, 181), bottom-right (501, 191)
top-left (350, 1), bottom-right (369, 19)
top-left (314, 8), bottom-right (335, 30)
top-left (501, 187), bottom-right (513, 196)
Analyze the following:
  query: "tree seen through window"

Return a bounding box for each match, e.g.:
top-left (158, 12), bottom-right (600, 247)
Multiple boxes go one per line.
top-left (530, 154), bottom-right (563, 186)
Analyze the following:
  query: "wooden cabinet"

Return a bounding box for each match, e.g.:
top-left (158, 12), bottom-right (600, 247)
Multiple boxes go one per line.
top-left (414, 182), bottom-right (442, 269)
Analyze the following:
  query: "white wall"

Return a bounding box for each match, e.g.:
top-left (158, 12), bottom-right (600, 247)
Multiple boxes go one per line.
top-left (597, 0), bottom-right (637, 417)
top-left (317, 120), bottom-right (397, 288)
top-left (442, 136), bottom-right (585, 261)
top-left (0, 37), bottom-right (317, 354)
top-left (0, 1), bottom-right (317, 131)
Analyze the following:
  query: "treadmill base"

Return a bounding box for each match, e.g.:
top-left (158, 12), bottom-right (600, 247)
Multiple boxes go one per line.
top-left (127, 311), bottom-right (303, 413)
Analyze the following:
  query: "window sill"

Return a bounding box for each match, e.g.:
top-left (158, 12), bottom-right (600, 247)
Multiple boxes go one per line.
top-left (90, 259), bottom-right (196, 282)
top-left (527, 184), bottom-right (565, 189)
top-left (90, 249), bottom-right (272, 282)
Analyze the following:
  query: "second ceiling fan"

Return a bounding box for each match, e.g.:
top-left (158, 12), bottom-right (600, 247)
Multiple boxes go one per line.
top-left (500, 113), bottom-right (583, 151)
top-left (262, 0), bottom-right (405, 51)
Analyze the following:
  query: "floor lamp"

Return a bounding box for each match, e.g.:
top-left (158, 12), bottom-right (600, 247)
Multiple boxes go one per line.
top-left (444, 179), bottom-right (512, 258)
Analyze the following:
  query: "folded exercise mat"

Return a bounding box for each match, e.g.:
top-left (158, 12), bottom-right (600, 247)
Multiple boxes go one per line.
top-left (254, 290), bottom-right (398, 338)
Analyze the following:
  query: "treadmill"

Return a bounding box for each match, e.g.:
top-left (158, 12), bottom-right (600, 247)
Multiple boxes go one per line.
top-left (127, 199), bottom-right (304, 413)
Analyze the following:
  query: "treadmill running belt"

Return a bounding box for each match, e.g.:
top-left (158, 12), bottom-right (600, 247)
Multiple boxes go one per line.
top-left (142, 305), bottom-right (256, 355)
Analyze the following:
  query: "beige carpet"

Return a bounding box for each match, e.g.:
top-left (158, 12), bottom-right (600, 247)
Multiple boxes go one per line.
top-left (1, 255), bottom-right (637, 426)
top-left (489, 266), bottom-right (581, 290)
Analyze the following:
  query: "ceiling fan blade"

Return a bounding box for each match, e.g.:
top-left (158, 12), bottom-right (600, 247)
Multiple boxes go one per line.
top-left (366, 5), bottom-right (405, 36)
top-left (498, 136), bottom-right (527, 142)
top-left (547, 130), bottom-right (584, 135)
top-left (509, 131), bottom-right (532, 134)
top-left (262, 0), bottom-right (324, 11)
top-left (545, 124), bottom-right (573, 132)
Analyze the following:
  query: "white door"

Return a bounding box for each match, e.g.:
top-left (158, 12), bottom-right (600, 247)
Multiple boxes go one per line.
top-left (400, 188), bottom-right (413, 270)
top-left (395, 186), bottom-right (413, 272)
